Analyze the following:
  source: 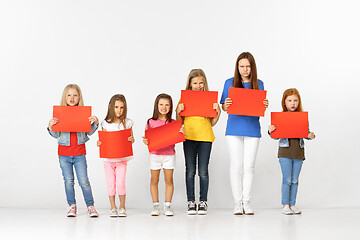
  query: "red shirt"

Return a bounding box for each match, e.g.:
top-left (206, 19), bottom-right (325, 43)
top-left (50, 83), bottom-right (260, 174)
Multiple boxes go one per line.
top-left (58, 132), bottom-right (86, 156)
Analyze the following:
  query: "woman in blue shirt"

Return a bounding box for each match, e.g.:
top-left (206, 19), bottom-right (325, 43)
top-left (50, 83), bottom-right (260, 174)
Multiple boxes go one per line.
top-left (220, 52), bottom-right (268, 215)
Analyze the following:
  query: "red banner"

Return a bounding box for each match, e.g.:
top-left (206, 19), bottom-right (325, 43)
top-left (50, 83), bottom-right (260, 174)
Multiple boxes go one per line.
top-left (52, 106), bottom-right (92, 132)
top-left (98, 128), bottom-right (133, 158)
top-left (271, 112), bottom-right (309, 138)
top-left (180, 90), bottom-right (218, 118)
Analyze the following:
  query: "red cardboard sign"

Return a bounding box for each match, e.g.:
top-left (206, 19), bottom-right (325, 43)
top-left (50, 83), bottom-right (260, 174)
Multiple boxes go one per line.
top-left (271, 112), bottom-right (309, 138)
top-left (227, 87), bottom-right (267, 117)
top-left (98, 128), bottom-right (133, 158)
top-left (180, 90), bottom-right (218, 118)
top-left (145, 120), bottom-right (185, 152)
top-left (52, 106), bottom-right (92, 132)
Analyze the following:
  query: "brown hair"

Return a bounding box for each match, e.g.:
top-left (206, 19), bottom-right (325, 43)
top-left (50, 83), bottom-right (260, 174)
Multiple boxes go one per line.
top-left (60, 84), bottom-right (84, 106)
top-left (147, 93), bottom-right (173, 128)
top-left (233, 52), bottom-right (259, 90)
top-left (185, 69), bottom-right (209, 91)
top-left (281, 88), bottom-right (303, 112)
top-left (105, 94), bottom-right (128, 128)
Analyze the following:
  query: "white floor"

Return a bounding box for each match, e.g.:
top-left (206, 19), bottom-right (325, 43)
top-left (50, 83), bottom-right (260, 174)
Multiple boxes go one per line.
top-left (0, 208), bottom-right (358, 240)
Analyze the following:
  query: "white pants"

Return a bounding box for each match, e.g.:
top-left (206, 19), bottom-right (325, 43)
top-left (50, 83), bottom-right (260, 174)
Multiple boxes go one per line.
top-left (227, 136), bottom-right (260, 202)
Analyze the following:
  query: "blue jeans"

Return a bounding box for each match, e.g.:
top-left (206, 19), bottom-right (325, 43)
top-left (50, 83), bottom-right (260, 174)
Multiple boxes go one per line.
top-left (279, 157), bottom-right (303, 206)
top-left (59, 155), bottom-right (94, 206)
top-left (183, 140), bottom-right (212, 202)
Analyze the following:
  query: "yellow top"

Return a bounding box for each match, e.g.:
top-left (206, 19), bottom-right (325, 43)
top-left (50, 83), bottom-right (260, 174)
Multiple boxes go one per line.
top-left (183, 116), bottom-right (215, 142)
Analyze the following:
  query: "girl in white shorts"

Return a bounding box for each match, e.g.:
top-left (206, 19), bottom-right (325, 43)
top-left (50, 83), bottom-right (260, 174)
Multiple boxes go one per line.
top-left (143, 93), bottom-right (184, 216)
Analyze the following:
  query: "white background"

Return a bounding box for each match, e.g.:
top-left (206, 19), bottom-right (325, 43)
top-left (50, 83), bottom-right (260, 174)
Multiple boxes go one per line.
top-left (0, 0), bottom-right (359, 209)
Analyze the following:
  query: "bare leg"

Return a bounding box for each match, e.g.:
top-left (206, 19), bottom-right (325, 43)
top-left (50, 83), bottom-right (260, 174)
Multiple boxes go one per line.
top-left (119, 194), bottom-right (126, 209)
top-left (163, 169), bottom-right (174, 203)
top-left (150, 170), bottom-right (160, 202)
top-left (109, 195), bottom-right (117, 209)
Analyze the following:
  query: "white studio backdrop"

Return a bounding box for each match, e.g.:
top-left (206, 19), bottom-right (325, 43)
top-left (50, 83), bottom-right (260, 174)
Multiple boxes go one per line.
top-left (0, 0), bottom-right (359, 209)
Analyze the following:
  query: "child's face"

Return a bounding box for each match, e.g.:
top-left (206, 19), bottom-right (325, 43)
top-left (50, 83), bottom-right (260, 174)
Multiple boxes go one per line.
top-left (66, 88), bottom-right (80, 106)
top-left (238, 58), bottom-right (251, 79)
top-left (190, 76), bottom-right (204, 91)
top-left (158, 98), bottom-right (171, 115)
top-left (114, 100), bottom-right (124, 118)
top-left (285, 95), bottom-right (299, 112)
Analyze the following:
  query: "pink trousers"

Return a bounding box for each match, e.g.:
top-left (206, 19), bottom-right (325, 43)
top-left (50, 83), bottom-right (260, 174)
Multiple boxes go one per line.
top-left (104, 161), bottom-right (127, 196)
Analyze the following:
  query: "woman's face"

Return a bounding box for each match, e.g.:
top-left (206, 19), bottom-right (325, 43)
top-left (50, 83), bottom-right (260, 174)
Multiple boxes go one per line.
top-left (238, 58), bottom-right (251, 80)
top-left (66, 88), bottom-right (80, 106)
top-left (285, 95), bottom-right (299, 112)
top-left (190, 76), bottom-right (205, 91)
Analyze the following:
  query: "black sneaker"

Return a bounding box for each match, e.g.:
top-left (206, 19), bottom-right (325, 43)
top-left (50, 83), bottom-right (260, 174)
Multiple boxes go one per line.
top-left (187, 201), bottom-right (197, 215)
top-left (198, 201), bottom-right (208, 215)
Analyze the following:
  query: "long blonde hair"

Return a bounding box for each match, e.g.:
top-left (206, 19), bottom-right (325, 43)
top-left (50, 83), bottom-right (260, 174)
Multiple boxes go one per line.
top-left (185, 69), bottom-right (209, 91)
top-left (281, 88), bottom-right (303, 112)
top-left (60, 84), bottom-right (84, 106)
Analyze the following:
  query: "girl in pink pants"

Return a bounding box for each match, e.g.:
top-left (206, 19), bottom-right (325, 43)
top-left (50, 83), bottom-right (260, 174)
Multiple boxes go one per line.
top-left (97, 94), bottom-right (134, 217)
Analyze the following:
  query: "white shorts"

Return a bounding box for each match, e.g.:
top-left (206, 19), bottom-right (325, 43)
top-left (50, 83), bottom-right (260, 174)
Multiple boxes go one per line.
top-left (149, 154), bottom-right (175, 170)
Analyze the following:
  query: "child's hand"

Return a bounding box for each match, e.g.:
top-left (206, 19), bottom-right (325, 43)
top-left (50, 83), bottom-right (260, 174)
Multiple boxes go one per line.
top-left (48, 118), bottom-right (58, 130)
top-left (224, 98), bottom-right (232, 110)
top-left (308, 132), bottom-right (315, 139)
top-left (142, 136), bottom-right (149, 145)
top-left (179, 126), bottom-right (185, 134)
top-left (177, 103), bottom-right (184, 114)
top-left (268, 125), bottom-right (276, 133)
top-left (128, 136), bottom-right (135, 143)
top-left (97, 140), bottom-right (101, 147)
top-left (263, 99), bottom-right (269, 108)
top-left (213, 103), bottom-right (221, 114)
top-left (89, 116), bottom-right (99, 125)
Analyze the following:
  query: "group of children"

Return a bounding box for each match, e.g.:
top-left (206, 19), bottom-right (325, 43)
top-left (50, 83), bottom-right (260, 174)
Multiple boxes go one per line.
top-left (47, 52), bottom-right (316, 218)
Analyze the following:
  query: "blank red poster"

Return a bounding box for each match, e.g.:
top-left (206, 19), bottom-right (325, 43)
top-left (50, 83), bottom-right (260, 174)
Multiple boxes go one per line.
top-left (180, 90), bottom-right (218, 118)
top-left (145, 120), bottom-right (186, 152)
top-left (271, 112), bottom-right (309, 138)
top-left (98, 128), bottom-right (133, 158)
top-left (52, 106), bottom-right (91, 132)
top-left (227, 87), bottom-right (267, 117)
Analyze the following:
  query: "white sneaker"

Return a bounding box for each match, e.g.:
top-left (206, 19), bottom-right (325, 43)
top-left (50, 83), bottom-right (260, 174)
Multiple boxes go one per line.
top-left (290, 206), bottom-right (302, 214)
top-left (87, 205), bottom-right (99, 217)
top-left (118, 208), bottom-right (127, 217)
top-left (67, 204), bottom-right (77, 217)
top-left (164, 202), bottom-right (174, 216)
top-left (282, 205), bottom-right (294, 215)
top-left (243, 202), bottom-right (254, 215)
top-left (110, 208), bottom-right (118, 217)
top-left (234, 201), bottom-right (243, 215)
top-left (151, 202), bottom-right (160, 216)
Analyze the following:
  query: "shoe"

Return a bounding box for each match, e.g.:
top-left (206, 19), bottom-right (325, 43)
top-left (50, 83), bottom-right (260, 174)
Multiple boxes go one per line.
top-left (164, 202), bottom-right (174, 216)
top-left (198, 201), bottom-right (208, 215)
top-left (109, 208), bottom-right (118, 217)
top-left (151, 202), bottom-right (160, 216)
top-left (233, 201), bottom-right (243, 215)
top-left (243, 202), bottom-right (254, 215)
top-left (67, 204), bottom-right (77, 217)
top-left (282, 205), bottom-right (294, 215)
top-left (87, 205), bottom-right (99, 217)
top-left (118, 208), bottom-right (127, 217)
top-left (187, 201), bottom-right (197, 215)
top-left (290, 206), bottom-right (302, 214)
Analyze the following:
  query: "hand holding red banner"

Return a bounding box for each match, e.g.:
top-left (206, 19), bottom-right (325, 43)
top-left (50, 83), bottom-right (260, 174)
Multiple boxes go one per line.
top-left (145, 120), bottom-right (185, 152)
top-left (227, 87), bottom-right (267, 117)
top-left (98, 128), bottom-right (133, 158)
top-left (271, 112), bottom-right (309, 138)
top-left (179, 90), bottom-right (218, 118)
top-left (52, 106), bottom-right (92, 132)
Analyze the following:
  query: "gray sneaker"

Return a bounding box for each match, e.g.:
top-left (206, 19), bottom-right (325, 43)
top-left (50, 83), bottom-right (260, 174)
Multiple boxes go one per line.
top-left (187, 201), bottom-right (197, 215)
top-left (198, 201), bottom-right (208, 215)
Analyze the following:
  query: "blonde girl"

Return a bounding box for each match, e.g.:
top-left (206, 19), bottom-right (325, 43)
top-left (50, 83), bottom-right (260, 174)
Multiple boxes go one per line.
top-left (268, 88), bottom-right (315, 215)
top-left (47, 84), bottom-right (99, 217)
top-left (220, 52), bottom-right (269, 215)
top-left (176, 69), bottom-right (221, 215)
top-left (97, 94), bottom-right (134, 217)
top-left (143, 93), bottom-right (184, 216)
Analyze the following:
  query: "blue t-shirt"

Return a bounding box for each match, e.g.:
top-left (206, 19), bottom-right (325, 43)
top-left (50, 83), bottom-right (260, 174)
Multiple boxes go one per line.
top-left (220, 78), bottom-right (264, 138)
